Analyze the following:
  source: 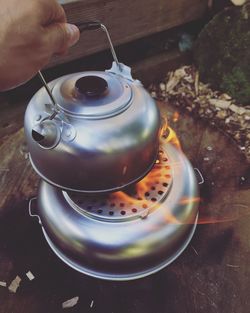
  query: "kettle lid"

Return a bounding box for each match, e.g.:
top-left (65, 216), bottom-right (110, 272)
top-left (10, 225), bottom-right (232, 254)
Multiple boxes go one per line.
top-left (52, 71), bottom-right (132, 118)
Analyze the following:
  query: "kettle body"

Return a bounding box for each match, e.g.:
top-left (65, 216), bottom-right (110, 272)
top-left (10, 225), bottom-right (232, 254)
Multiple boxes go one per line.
top-left (24, 63), bottom-right (161, 193)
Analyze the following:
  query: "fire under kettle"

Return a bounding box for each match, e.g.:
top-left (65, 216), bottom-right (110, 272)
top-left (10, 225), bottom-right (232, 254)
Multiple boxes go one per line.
top-left (24, 22), bottom-right (161, 193)
top-left (26, 22), bottom-right (201, 281)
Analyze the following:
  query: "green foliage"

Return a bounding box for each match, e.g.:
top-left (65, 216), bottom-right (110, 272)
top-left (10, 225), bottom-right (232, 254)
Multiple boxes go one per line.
top-left (221, 67), bottom-right (250, 104)
top-left (194, 4), bottom-right (250, 105)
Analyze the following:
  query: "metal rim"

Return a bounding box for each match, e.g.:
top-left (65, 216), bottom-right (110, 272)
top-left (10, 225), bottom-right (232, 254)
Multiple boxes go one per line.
top-left (41, 214), bottom-right (198, 281)
top-left (29, 150), bottom-right (159, 194)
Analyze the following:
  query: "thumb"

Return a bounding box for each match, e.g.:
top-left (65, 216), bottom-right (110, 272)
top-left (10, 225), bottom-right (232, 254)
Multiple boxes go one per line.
top-left (44, 23), bottom-right (80, 54)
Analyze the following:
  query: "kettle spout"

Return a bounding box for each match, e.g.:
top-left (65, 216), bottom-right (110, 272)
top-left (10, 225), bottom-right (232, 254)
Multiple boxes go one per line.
top-left (32, 129), bottom-right (45, 142)
top-left (32, 120), bottom-right (60, 149)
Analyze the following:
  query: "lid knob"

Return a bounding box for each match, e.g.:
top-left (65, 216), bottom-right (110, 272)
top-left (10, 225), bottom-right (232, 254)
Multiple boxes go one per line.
top-left (75, 76), bottom-right (108, 97)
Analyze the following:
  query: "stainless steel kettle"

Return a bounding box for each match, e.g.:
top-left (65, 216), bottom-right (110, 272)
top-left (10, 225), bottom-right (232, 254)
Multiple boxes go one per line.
top-left (24, 22), bottom-right (161, 193)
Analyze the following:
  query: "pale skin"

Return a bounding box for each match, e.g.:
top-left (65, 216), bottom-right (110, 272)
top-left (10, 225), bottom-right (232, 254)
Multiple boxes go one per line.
top-left (0, 0), bottom-right (80, 91)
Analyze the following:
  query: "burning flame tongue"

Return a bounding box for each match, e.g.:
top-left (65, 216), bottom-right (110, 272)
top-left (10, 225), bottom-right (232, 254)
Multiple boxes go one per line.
top-left (107, 125), bottom-right (179, 219)
top-left (108, 125), bottom-right (248, 226)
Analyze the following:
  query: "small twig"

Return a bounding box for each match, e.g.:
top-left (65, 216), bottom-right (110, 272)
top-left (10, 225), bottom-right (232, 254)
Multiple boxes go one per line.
top-left (191, 245), bottom-right (199, 255)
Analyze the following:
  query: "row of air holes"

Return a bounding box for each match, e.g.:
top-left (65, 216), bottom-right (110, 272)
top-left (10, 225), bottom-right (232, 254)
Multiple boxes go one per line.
top-left (90, 207), bottom-right (142, 216)
top-left (85, 191), bottom-right (168, 216)
top-left (78, 182), bottom-right (168, 216)
top-left (82, 181), bottom-right (170, 213)
top-left (85, 191), bottom-right (164, 211)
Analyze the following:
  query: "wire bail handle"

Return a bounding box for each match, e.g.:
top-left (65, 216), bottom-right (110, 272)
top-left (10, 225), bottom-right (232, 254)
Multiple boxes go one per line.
top-left (37, 22), bottom-right (122, 121)
top-left (76, 21), bottom-right (122, 72)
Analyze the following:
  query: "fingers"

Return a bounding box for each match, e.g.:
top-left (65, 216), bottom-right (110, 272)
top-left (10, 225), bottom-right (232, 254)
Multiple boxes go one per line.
top-left (37, 0), bottom-right (67, 25)
top-left (34, 0), bottom-right (79, 55)
top-left (43, 23), bottom-right (80, 55)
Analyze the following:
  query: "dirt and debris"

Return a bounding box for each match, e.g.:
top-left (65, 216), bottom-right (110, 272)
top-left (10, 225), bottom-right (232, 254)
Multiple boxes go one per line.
top-left (148, 65), bottom-right (250, 161)
top-left (62, 296), bottom-right (79, 309)
top-left (8, 276), bottom-right (21, 293)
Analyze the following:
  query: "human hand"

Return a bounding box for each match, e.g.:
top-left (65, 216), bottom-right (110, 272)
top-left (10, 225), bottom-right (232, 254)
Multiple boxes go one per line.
top-left (0, 0), bottom-right (80, 91)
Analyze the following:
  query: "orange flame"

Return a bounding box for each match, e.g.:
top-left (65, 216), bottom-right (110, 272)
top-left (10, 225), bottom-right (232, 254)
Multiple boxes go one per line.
top-left (107, 124), bottom-right (183, 221)
top-left (162, 126), bottom-right (181, 150)
top-left (107, 124), bottom-right (248, 227)
top-left (172, 111), bottom-right (180, 123)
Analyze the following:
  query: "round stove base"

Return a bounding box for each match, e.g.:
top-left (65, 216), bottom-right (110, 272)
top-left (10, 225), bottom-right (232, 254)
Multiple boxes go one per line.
top-left (42, 214), bottom-right (198, 281)
top-left (32, 143), bottom-right (200, 281)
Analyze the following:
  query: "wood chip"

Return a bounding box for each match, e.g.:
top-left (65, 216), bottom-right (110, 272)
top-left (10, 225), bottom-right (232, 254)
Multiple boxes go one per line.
top-left (0, 281), bottom-right (7, 287)
top-left (209, 99), bottom-right (231, 109)
top-left (26, 271), bottom-right (35, 281)
top-left (229, 104), bottom-right (246, 115)
top-left (8, 276), bottom-right (21, 293)
top-left (219, 93), bottom-right (232, 100)
top-left (166, 69), bottom-right (185, 93)
top-left (62, 297), bottom-right (79, 309)
top-left (159, 83), bottom-right (166, 91)
top-left (194, 72), bottom-right (199, 96)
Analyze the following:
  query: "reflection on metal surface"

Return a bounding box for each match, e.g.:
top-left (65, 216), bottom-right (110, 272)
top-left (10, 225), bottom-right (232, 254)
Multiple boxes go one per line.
top-left (33, 142), bottom-right (199, 281)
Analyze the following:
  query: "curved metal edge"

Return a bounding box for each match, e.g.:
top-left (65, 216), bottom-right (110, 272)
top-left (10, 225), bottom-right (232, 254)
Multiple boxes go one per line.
top-left (40, 214), bottom-right (198, 281)
top-left (29, 149), bottom-right (159, 194)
